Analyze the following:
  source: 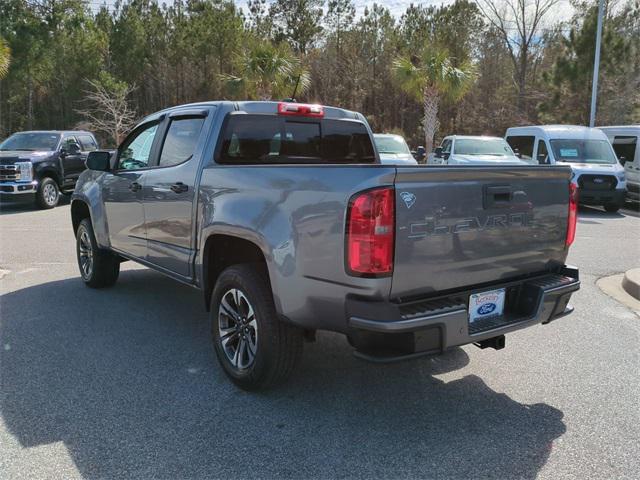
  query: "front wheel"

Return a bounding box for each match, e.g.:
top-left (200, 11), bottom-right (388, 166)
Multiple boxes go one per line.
top-left (76, 219), bottom-right (120, 288)
top-left (604, 203), bottom-right (621, 213)
top-left (211, 265), bottom-right (303, 390)
top-left (35, 177), bottom-right (59, 209)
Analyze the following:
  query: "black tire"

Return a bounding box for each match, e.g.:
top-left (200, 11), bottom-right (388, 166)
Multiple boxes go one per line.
top-left (35, 177), bottom-right (60, 209)
top-left (604, 203), bottom-right (621, 213)
top-left (211, 264), bottom-right (303, 390)
top-left (76, 218), bottom-right (120, 288)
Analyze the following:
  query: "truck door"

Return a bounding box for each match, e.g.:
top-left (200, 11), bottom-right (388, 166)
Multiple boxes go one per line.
top-left (103, 121), bottom-right (161, 258)
top-left (60, 136), bottom-right (85, 185)
top-left (142, 108), bottom-right (212, 278)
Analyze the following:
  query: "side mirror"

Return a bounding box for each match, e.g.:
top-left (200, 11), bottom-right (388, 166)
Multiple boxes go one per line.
top-left (434, 146), bottom-right (443, 158)
top-left (86, 150), bottom-right (112, 171)
top-left (618, 156), bottom-right (626, 165)
top-left (513, 148), bottom-right (522, 159)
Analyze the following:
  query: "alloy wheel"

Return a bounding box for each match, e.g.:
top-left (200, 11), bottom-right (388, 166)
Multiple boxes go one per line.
top-left (43, 183), bottom-right (58, 206)
top-left (218, 288), bottom-right (258, 370)
top-left (78, 229), bottom-right (93, 279)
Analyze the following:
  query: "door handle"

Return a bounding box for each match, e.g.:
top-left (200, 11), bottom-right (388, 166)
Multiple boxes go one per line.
top-left (170, 182), bottom-right (188, 193)
top-left (483, 185), bottom-right (513, 209)
top-left (129, 182), bottom-right (142, 192)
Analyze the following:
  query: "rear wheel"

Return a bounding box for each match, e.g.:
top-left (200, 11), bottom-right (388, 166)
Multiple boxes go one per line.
top-left (76, 218), bottom-right (120, 288)
top-left (35, 177), bottom-right (59, 209)
top-left (211, 264), bottom-right (303, 390)
top-left (604, 203), bottom-right (621, 213)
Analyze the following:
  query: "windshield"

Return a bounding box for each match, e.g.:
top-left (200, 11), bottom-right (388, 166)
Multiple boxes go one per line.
top-left (0, 132), bottom-right (61, 151)
top-left (374, 135), bottom-right (411, 154)
top-left (453, 138), bottom-right (515, 156)
top-left (550, 139), bottom-right (618, 164)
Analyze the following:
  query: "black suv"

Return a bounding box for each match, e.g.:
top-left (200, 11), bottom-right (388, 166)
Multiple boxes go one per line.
top-left (0, 130), bottom-right (99, 209)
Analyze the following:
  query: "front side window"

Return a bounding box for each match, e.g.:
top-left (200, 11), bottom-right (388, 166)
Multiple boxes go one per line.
top-left (611, 136), bottom-right (637, 165)
top-left (118, 124), bottom-right (159, 170)
top-left (549, 139), bottom-right (617, 165)
top-left (536, 140), bottom-right (549, 164)
top-left (453, 138), bottom-right (515, 157)
top-left (0, 132), bottom-right (61, 151)
top-left (506, 135), bottom-right (534, 161)
top-left (63, 137), bottom-right (79, 148)
top-left (218, 115), bottom-right (375, 164)
top-left (158, 117), bottom-right (205, 167)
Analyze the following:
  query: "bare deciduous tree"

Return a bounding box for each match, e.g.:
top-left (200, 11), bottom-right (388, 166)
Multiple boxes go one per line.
top-left (75, 78), bottom-right (137, 147)
top-left (478, 0), bottom-right (561, 114)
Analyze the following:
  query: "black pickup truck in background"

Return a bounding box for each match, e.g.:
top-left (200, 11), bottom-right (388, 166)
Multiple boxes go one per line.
top-left (0, 130), bottom-right (99, 209)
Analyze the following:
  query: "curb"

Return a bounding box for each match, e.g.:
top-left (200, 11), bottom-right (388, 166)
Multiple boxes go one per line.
top-left (622, 268), bottom-right (640, 301)
top-left (597, 273), bottom-right (640, 314)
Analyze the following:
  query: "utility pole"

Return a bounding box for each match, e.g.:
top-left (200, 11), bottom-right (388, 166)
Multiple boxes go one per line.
top-left (589, 0), bottom-right (605, 127)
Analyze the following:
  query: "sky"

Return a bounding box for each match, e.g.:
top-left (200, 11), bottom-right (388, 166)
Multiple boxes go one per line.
top-left (89, 0), bottom-right (575, 24)
top-left (88, 0), bottom-right (461, 16)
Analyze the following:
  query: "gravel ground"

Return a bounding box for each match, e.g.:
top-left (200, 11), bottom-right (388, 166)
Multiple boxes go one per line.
top-left (1, 196), bottom-right (639, 479)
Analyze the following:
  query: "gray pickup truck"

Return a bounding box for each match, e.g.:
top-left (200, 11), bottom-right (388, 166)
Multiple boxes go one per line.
top-left (71, 101), bottom-right (580, 390)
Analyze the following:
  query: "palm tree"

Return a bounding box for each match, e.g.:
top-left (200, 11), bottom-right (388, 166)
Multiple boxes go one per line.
top-left (221, 43), bottom-right (310, 101)
top-left (0, 37), bottom-right (10, 79)
top-left (393, 50), bottom-right (475, 155)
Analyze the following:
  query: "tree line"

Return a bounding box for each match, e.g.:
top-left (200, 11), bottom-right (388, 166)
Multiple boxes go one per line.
top-left (0, 0), bottom-right (638, 148)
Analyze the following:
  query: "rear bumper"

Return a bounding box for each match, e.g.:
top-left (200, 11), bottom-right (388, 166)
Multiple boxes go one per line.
top-left (0, 181), bottom-right (38, 194)
top-left (346, 266), bottom-right (580, 362)
top-left (578, 188), bottom-right (625, 206)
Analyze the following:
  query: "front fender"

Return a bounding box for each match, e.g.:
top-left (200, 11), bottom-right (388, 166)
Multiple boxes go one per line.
top-left (33, 155), bottom-right (62, 184)
top-left (71, 170), bottom-right (110, 249)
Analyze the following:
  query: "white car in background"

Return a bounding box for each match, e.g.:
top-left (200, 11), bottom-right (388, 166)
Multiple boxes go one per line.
top-left (428, 135), bottom-right (529, 166)
top-left (598, 125), bottom-right (639, 203)
top-left (506, 125), bottom-right (626, 212)
top-left (373, 134), bottom-right (418, 165)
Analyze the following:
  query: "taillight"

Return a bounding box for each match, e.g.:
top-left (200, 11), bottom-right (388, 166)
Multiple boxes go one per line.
top-left (346, 187), bottom-right (394, 276)
top-left (566, 182), bottom-right (578, 247)
top-left (277, 102), bottom-right (324, 117)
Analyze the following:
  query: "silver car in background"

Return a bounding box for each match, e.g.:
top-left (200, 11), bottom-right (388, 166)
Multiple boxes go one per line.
top-left (429, 135), bottom-right (530, 166)
top-left (373, 133), bottom-right (418, 165)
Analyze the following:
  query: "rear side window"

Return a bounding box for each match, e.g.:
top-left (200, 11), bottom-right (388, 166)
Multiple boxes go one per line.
top-left (78, 135), bottom-right (98, 151)
top-left (218, 115), bottom-right (375, 164)
top-left (159, 117), bottom-right (205, 167)
top-left (611, 136), bottom-right (637, 165)
top-left (506, 135), bottom-right (534, 161)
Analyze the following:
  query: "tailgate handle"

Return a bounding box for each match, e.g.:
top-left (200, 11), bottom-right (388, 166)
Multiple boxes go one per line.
top-left (484, 185), bottom-right (513, 209)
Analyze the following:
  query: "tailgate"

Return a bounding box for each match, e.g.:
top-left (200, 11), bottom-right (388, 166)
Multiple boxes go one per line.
top-left (391, 166), bottom-right (571, 300)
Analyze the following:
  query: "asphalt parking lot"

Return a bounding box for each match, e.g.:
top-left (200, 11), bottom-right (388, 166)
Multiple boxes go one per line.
top-left (1, 196), bottom-right (639, 479)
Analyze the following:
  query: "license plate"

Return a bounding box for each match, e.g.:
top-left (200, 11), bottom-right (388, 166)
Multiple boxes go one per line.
top-left (469, 288), bottom-right (505, 323)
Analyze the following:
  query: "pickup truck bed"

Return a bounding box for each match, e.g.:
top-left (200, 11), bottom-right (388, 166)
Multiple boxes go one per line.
top-left (71, 101), bottom-right (579, 389)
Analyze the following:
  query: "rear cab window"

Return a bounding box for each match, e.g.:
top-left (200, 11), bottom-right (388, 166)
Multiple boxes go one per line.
top-left (218, 114), bottom-right (376, 165)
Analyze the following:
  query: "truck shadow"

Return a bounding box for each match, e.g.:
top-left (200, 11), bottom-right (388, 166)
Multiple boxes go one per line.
top-left (1, 270), bottom-right (565, 479)
top-left (0, 195), bottom-right (70, 214)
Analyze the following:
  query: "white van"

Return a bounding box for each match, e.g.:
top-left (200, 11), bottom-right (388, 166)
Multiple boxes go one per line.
top-left (598, 126), bottom-right (639, 202)
top-left (505, 125), bottom-right (626, 212)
